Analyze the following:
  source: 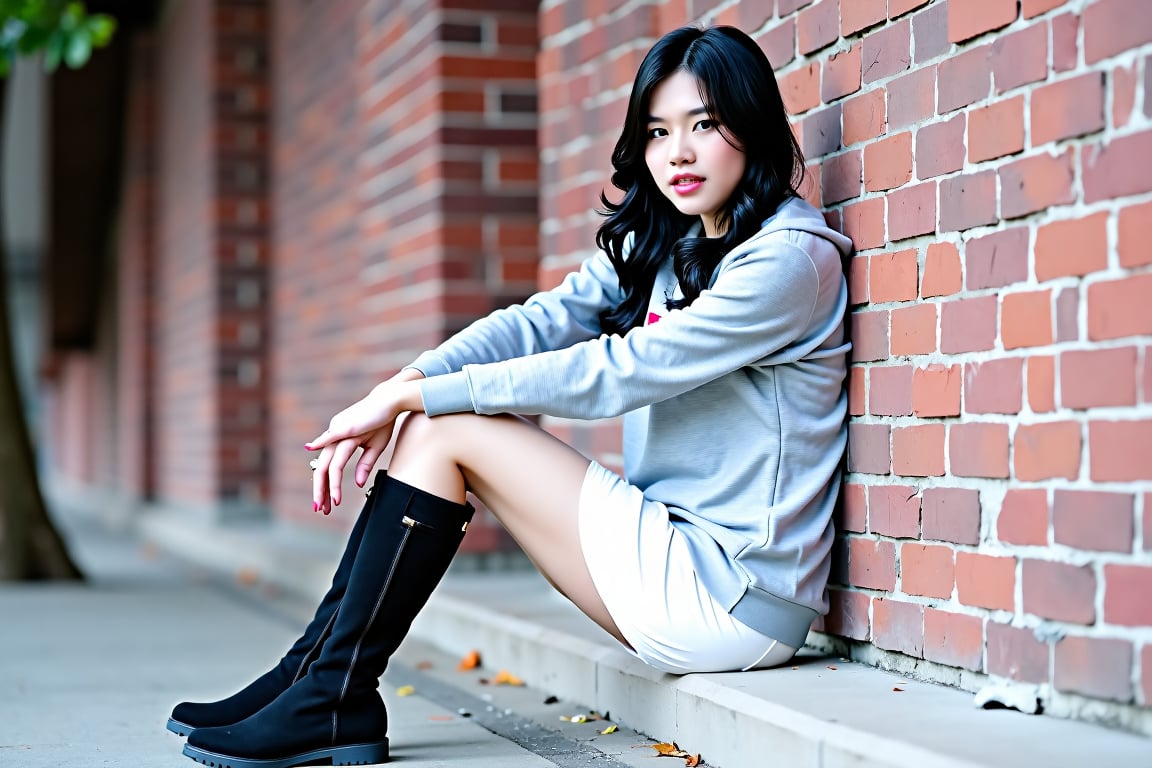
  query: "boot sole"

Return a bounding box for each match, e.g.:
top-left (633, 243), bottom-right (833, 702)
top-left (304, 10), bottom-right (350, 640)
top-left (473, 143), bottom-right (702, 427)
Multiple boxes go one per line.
top-left (167, 718), bottom-right (192, 736)
top-left (182, 739), bottom-right (389, 767)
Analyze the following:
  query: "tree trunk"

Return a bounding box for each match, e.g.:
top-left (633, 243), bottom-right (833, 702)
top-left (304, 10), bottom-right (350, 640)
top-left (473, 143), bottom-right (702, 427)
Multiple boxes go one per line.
top-left (0, 74), bottom-right (84, 581)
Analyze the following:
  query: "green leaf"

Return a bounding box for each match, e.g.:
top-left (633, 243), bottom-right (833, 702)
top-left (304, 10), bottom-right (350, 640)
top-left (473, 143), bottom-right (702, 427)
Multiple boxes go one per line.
top-left (85, 14), bottom-right (113, 46)
top-left (63, 28), bottom-right (88, 67)
top-left (43, 27), bottom-right (62, 71)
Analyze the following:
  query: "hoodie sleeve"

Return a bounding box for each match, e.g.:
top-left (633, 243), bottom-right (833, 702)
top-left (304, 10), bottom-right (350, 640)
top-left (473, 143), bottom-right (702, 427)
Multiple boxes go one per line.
top-left (419, 238), bottom-right (827, 419)
top-left (406, 245), bottom-right (627, 378)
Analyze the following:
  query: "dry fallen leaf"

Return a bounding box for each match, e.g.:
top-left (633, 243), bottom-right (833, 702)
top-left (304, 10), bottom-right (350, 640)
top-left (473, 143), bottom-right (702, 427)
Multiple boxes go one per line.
top-left (415, 660), bottom-right (434, 670)
top-left (395, 685), bottom-right (415, 697)
top-left (543, 695), bottom-right (559, 705)
top-left (686, 755), bottom-right (701, 767)
top-left (827, 665), bottom-right (838, 670)
top-left (561, 714), bottom-right (589, 723)
top-left (492, 669), bottom-right (524, 686)
top-left (599, 724), bottom-right (618, 734)
top-left (457, 650), bottom-right (481, 671)
top-left (893, 686), bottom-right (904, 692)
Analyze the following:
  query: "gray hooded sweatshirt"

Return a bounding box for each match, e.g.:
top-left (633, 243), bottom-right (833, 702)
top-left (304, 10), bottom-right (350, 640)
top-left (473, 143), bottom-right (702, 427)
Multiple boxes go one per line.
top-left (409, 196), bottom-right (852, 648)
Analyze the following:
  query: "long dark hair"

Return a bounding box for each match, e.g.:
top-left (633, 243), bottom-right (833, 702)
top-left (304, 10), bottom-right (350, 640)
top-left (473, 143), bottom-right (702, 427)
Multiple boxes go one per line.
top-left (596, 26), bottom-right (806, 335)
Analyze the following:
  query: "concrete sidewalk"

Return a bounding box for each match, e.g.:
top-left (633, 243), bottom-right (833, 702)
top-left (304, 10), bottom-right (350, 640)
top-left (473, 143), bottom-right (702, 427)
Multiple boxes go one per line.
top-left (138, 507), bottom-right (1152, 768)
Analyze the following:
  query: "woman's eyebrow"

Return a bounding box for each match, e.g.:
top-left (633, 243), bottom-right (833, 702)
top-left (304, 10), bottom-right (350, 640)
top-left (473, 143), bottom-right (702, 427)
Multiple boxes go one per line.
top-left (647, 106), bottom-right (711, 122)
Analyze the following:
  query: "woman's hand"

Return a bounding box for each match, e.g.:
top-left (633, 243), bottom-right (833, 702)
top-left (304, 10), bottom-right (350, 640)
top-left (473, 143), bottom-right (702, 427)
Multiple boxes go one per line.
top-left (305, 370), bottom-right (424, 514)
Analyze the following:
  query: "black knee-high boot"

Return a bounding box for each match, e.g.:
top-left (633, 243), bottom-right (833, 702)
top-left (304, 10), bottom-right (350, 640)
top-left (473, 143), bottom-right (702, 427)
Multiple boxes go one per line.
top-left (183, 472), bottom-right (474, 768)
top-left (167, 478), bottom-right (381, 735)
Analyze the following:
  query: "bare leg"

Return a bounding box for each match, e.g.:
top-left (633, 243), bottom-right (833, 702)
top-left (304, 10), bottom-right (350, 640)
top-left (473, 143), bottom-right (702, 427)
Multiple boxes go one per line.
top-left (379, 412), bottom-right (627, 645)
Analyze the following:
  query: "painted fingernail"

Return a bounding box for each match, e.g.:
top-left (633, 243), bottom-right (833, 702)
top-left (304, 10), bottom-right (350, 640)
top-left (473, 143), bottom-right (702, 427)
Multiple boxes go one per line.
top-left (313, 502), bottom-right (319, 512)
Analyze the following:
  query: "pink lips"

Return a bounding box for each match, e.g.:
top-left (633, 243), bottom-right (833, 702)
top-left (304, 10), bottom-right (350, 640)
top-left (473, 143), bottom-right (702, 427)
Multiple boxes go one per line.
top-left (670, 174), bottom-right (703, 195)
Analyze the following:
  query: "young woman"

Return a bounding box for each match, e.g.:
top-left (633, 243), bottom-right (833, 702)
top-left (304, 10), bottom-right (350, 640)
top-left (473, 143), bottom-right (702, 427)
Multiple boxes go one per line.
top-left (173, 24), bottom-right (852, 768)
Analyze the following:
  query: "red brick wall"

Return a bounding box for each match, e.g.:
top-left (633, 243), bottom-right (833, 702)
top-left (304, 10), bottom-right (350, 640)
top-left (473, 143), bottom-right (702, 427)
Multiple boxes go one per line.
top-left (154, 0), bottom-right (219, 505)
top-left (538, 0), bottom-right (1152, 727)
top-left (268, 0), bottom-right (538, 548)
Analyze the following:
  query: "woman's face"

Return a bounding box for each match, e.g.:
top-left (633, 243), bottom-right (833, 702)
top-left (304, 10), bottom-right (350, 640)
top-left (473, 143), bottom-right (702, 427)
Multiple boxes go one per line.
top-left (644, 71), bottom-right (746, 238)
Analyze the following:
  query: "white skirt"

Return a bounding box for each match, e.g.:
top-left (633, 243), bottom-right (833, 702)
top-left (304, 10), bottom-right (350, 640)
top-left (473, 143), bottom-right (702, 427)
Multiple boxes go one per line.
top-left (577, 461), bottom-right (798, 674)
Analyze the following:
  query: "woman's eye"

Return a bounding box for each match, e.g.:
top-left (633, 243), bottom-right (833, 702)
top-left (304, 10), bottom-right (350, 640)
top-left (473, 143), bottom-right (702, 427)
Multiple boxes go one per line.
top-left (694, 119), bottom-right (716, 131)
top-left (647, 127), bottom-right (668, 139)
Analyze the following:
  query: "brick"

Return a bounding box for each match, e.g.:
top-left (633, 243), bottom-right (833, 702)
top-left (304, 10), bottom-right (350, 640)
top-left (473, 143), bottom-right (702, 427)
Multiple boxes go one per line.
top-left (870, 364), bottom-right (914, 416)
top-left (1118, 201), bottom-right (1152, 267)
top-left (1054, 490), bottom-right (1134, 554)
top-left (1144, 494), bottom-right (1151, 552)
top-left (991, 22), bottom-right (1048, 93)
top-left (759, 18), bottom-right (797, 69)
top-left (950, 422), bottom-right (1010, 478)
top-left (1113, 64), bottom-right (1138, 129)
top-left (869, 248), bottom-right (918, 302)
top-left (780, 0), bottom-right (816, 18)
top-left (957, 552), bottom-right (1016, 611)
top-left (921, 242), bottom-right (961, 298)
top-left (913, 364), bottom-right (961, 417)
top-left (902, 543), bottom-right (955, 597)
top-left (849, 366), bottom-right (866, 414)
top-left (1147, 52), bottom-right (1152, 118)
top-left (969, 96), bottom-right (1025, 162)
top-left (823, 43), bottom-right (862, 102)
top-left (848, 422), bottom-right (891, 474)
top-left (965, 358), bottom-right (1023, 415)
top-left (997, 488), bottom-right (1049, 545)
top-left (852, 309), bottom-right (889, 361)
top-left (888, 182), bottom-right (936, 242)
top-left (1002, 290), bottom-right (1054, 350)
top-left (862, 19), bottom-right (911, 82)
top-left (849, 537), bottom-right (897, 590)
top-left (842, 0), bottom-right (886, 35)
top-left (864, 132), bottom-right (913, 191)
top-left (1022, 0), bottom-right (1067, 16)
top-left (1061, 347), bottom-right (1138, 409)
top-left (1000, 150), bottom-right (1075, 220)
top-left (1056, 287), bottom-right (1079, 342)
top-left (1031, 73), bottom-right (1106, 146)
top-left (849, 256), bottom-right (868, 305)
top-left (1015, 420), bottom-right (1081, 481)
top-left (869, 484), bottom-right (921, 538)
top-left (887, 66), bottom-right (936, 129)
top-left (949, 0), bottom-right (1017, 42)
top-left (939, 171), bottom-right (996, 232)
top-left (1087, 274), bottom-right (1152, 340)
top-left (922, 487), bottom-right (981, 545)
top-left (890, 0), bottom-right (931, 19)
top-left (938, 44), bottom-right (991, 112)
top-left (940, 295), bottom-right (997, 353)
top-left (842, 197), bottom-right (886, 250)
top-left (1055, 636), bottom-right (1133, 702)
top-left (798, 0), bottom-right (840, 54)
top-left (1084, 0), bottom-right (1152, 64)
top-left (965, 227), bottom-right (1029, 291)
top-left (873, 598), bottom-right (924, 657)
top-left (825, 588), bottom-right (870, 640)
top-left (916, 114), bottom-right (965, 179)
top-left (1089, 420), bottom-right (1152, 481)
top-left (1052, 12), bottom-right (1079, 72)
top-left (1082, 130), bottom-right (1152, 203)
top-left (893, 423), bottom-right (946, 476)
top-left (891, 303), bottom-right (937, 356)
top-left (843, 88), bottom-right (887, 145)
top-left (925, 608), bottom-right (984, 671)
top-left (1023, 559), bottom-right (1096, 624)
top-left (1027, 355), bottom-right (1055, 413)
top-left (912, 2), bottom-right (950, 63)
top-left (841, 483), bottom-right (868, 532)
top-left (987, 622), bottom-right (1050, 683)
top-left (822, 150), bottom-right (862, 204)
top-left (781, 61), bottom-right (821, 115)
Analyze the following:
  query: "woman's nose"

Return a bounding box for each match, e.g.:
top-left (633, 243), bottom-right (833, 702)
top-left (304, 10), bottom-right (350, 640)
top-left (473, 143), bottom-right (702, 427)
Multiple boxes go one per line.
top-left (668, 133), bottom-right (694, 166)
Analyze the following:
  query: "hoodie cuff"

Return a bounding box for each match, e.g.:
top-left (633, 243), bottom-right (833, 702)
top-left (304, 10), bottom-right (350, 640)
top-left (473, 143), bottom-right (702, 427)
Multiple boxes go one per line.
top-left (419, 371), bottom-right (475, 416)
top-left (406, 351), bottom-right (454, 378)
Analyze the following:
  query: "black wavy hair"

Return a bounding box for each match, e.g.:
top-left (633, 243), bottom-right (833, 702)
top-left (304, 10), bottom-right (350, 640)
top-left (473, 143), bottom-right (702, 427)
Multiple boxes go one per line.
top-left (596, 25), bottom-right (806, 335)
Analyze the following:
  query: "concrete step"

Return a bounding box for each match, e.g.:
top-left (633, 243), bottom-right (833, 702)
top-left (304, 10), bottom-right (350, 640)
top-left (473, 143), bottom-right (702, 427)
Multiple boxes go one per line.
top-left (139, 511), bottom-right (1152, 768)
